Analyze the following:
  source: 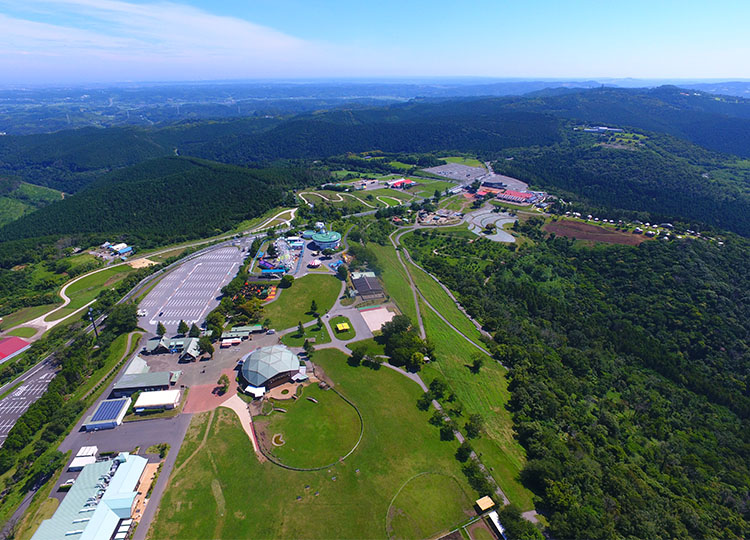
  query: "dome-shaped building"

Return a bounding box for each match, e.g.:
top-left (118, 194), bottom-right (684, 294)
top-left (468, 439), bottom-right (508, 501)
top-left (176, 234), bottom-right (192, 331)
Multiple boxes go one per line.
top-left (311, 230), bottom-right (341, 250)
top-left (240, 345), bottom-right (301, 390)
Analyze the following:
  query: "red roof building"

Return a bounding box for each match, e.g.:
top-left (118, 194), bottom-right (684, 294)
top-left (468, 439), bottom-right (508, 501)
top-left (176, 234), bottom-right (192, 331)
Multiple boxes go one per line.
top-left (496, 189), bottom-right (536, 204)
top-left (0, 336), bottom-right (31, 364)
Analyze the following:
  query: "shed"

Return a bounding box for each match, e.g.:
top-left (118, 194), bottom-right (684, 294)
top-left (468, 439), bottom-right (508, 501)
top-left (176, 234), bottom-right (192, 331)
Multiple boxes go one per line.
top-left (69, 456), bottom-right (96, 471)
top-left (475, 496), bottom-right (495, 513)
top-left (134, 389), bottom-right (181, 411)
top-left (352, 276), bottom-right (385, 299)
top-left (76, 446), bottom-right (98, 458)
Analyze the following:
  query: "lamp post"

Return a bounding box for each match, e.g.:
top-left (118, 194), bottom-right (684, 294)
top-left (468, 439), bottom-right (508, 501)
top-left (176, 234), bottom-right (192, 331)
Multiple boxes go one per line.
top-left (88, 307), bottom-right (99, 339)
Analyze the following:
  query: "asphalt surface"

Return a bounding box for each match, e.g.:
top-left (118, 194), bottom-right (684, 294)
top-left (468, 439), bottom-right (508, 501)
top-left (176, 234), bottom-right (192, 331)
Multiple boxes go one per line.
top-left (0, 361), bottom-right (57, 448)
top-left (464, 207), bottom-right (517, 243)
top-left (141, 245), bottom-right (249, 334)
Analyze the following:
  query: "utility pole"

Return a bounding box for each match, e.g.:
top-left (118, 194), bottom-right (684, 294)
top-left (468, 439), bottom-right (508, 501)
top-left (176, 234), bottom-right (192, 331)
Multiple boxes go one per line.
top-left (88, 307), bottom-right (99, 339)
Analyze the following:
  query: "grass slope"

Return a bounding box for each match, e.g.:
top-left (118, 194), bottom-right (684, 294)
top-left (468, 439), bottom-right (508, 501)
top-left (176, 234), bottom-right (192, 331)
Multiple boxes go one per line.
top-left (45, 265), bottom-right (133, 321)
top-left (150, 348), bottom-right (476, 540)
top-left (366, 242), bottom-right (417, 322)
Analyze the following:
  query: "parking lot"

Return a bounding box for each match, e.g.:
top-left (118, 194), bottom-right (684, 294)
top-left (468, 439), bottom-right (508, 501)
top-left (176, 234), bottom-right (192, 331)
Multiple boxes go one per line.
top-left (140, 246), bottom-right (248, 334)
top-left (0, 361), bottom-right (56, 447)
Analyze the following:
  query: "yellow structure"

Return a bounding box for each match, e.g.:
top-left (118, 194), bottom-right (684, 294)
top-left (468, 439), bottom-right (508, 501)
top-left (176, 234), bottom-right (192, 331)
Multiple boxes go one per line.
top-left (475, 495), bottom-right (495, 513)
top-left (336, 323), bottom-right (350, 332)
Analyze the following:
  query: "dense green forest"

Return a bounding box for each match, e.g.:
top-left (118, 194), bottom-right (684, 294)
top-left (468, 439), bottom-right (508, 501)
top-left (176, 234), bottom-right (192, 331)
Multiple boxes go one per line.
top-left (0, 157), bottom-right (319, 246)
top-left (404, 230), bottom-right (749, 539)
top-left (494, 130), bottom-right (750, 236)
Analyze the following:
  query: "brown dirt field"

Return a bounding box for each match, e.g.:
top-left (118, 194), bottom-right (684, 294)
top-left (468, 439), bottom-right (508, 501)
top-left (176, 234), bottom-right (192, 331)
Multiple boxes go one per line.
top-left (545, 220), bottom-right (645, 246)
top-left (128, 258), bottom-right (157, 269)
top-left (468, 519), bottom-right (496, 540)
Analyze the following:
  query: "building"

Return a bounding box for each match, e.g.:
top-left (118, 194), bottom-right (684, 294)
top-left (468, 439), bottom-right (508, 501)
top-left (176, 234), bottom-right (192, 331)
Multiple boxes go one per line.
top-left (240, 345), bottom-right (301, 394)
top-left (112, 372), bottom-right (170, 397)
top-left (109, 243), bottom-right (133, 257)
top-left (83, 397), bottom-right (130, 431)
top-left (170, 337), bottom-right (200, 361)
top-left (350, 271), bottom-right (376, 280)
top-left (144, 336), bottom-right (170, 355)
top-left (386, 178), bottom-right (415, 189)
top-left (32, 453), bottom-right (148, 540)
top-left (123, 355), bottom-right (149, 376)
top-left (133, 389), bottom-right (181, 411)
top-left (495, 189), bottom-right (535, 204)
top-left (352, 276), bottom-right (385, 300)
top-left (475, 496), bottom-right (495, 513)
top-left (302, 230), bottom-right (316, 239)
top-left (0, 336), bottom-right (31, 364)
top-left (311, 230), bottom-right (342, 250)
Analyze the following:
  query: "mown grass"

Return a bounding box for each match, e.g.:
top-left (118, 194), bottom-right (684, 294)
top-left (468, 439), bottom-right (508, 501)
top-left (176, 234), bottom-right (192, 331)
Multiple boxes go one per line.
top-left (280, 321), bottom-right (332, 347)
top-left (263, 274), bottom-right (342, 331)
top-left (254, 384), bottom-right (360, 468)
top-left (45, 265), bottom-right (134, 321)
top-left (346, 336), bottom-right (385, 357)
top-left (417, 299), bottom-right (534, 511)
top-left (5, 327), bottom-right (36, 338)
top-left (366, 242), bottom-right (417, 323)
top-left (0, 304), bottom-right (58, 329)
top-left (439, 156), bottom-right (485, 168)
top-left (149, 348), bottom-right (475, 540)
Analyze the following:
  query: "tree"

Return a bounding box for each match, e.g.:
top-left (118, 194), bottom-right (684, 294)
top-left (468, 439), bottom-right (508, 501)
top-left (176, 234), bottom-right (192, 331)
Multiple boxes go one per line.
top-left (106, 303), bottom-right (138, 335)
top-left (348, 346), bottom-right (365, 367)
top-left (262, 318), bottom-right (271, 329)
top-left (317, 316), bottom-right (323, 329)
top-left (440, 424), bottom-right (454, 441)
top-left (198, 336), bottom-right (214, 357)
top-left (406, 351), bottom-right (424, 372)
top-left (456, 441), bottom-right (473, 462)
top-left (429, 410), bottom-right (444, 426)
top-left (310, 299), bottom-right (318, 314)
top-left (303, 339), bottom-right (315, 358)
top-left (465, 414), bottom-right (483, 439)
top-left (267, 242), bottom-right (278, 258)
top-left (336, 263), bottom-right (348, 281)
top-left (322, 248), bottom-right (334, 258)
top-left (433, 189), bottom-right (442, 202)
top-left (188, 323), bottom-right (200, 338)
top-left (470, 355), bottom-right (484, 374)
top-left (429, 378), bottom-right (448, 400)
top-left (177, 320), bottom-right (189, 335)
top-left (217, 374), bottom-right (230, 395)
top-left (280, 274), bottom-right (294, 288)
top-left (156, 322), bottom-right (166, 337)
top-left (297, 321), bottom-right (305, 337)
top-left (417, 392), bottom-right (432, 411)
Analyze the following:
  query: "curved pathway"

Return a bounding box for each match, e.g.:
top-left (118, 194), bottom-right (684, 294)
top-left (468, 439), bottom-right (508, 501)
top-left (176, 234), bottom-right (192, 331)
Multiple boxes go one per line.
top-left (388, 229), bottom-right (426, 339)
top-left (298, 191), bottom-right (378, 209)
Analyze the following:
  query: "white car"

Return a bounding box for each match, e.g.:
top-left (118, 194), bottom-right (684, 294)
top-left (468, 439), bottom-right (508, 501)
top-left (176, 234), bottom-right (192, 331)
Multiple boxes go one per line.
top-left (266, 329), bottom-right (276, 335)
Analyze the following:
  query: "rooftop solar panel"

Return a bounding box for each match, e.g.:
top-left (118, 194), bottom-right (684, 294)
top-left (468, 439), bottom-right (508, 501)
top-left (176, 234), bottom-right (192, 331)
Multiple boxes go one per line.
top-left (91, 399), bottom-right (127, 422)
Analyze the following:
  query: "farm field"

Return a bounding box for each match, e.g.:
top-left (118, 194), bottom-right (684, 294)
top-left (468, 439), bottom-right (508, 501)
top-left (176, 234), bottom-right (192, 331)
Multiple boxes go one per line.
top-left (264, 274), bottom-right (342, 331)
top-left (280, 321), bottom-right (332, 347)
top-left (544, 219), bottom-right (645, 245)
top-left (330, 315), bottom-right (356, 340)
top-left (45, 265), bottom-right (134, 321)
top-left (440, 156), bottom-right (485, 168)
top-left (149, 348), bottom-right (476, 540)
top-left (254, 384), bottom-right (361, 468)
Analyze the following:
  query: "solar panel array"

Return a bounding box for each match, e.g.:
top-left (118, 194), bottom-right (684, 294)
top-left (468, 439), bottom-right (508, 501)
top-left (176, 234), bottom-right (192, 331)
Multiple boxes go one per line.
top-left (91, 399), bottom-right (127, 422)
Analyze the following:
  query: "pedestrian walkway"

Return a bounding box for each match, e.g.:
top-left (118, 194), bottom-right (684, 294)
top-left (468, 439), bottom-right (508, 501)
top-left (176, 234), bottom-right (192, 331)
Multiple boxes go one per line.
top-left (221, 394), bottom-right (261, 455)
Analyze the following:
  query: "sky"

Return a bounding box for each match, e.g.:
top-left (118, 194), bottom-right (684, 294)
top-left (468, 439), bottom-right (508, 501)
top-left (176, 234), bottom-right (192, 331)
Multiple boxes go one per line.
top-left (0, 0), bottom-right (749, 84)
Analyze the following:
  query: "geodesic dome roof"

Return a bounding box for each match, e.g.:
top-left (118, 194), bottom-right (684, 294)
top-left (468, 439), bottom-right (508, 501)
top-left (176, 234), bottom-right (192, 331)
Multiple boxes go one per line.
top-left (240, 345), bottom-right (300, 387)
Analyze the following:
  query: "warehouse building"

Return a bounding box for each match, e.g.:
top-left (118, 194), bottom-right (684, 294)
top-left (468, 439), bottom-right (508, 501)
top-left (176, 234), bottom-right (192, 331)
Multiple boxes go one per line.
top-left (83, 397), bottom-right (130, 431)
top-left (352, 275), bottom-right (385, 300)
top-left (133, 389), bottom-right (181, 412)
top-left (32, 452), bottom-right (147, 540)
top-left (112, 372), bottom-right (170, 397)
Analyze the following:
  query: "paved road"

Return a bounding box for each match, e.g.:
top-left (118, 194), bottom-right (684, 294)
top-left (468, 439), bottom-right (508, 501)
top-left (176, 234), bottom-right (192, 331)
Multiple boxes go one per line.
top-left (464, 206), bottom-right (517, 243)
top-left (0, 361), bottom-right (57, 448)
top-left (140, 245), bottom-right (249, 334)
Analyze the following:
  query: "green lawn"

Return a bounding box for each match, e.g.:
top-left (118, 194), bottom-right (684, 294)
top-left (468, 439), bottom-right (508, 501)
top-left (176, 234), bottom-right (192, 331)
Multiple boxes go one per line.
top-left (439, 156), bottom-right (485, 168)
top-left (14, 182), bottom-right (63, 203)
top-left (5, 327), bottom-right (36, 338)
top-left (347, 337), bottom-right (385, 357)
top-left (417, 299), bottom-right (534, 511)
top-left (280, 322), bottom-right (332, 347)
top-left (0, 197), bottom-right (31, 227)
top-left (366, 242), bottom-right (417, 323)
top-left (45, 265), bottom-right (134, 321)
top-left (254, 384), bottom-right (361, 468)
top-left (264, 274), bottom-right (342, 332)
top-left (0, 304), bottom-right (58, 329)
top-left (330, 316), bottom-right (356, 341)
top-left (149, 348), bottom-right (476, 540)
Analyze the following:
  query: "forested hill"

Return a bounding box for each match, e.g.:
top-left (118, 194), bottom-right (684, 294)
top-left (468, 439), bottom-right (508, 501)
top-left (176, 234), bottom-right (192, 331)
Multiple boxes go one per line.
top-left (0, 157), bottom-right (316, 246)
top-left (404, 230), bottom-right (750, 539)
top-left (510, 86), bottom-right (750, 157)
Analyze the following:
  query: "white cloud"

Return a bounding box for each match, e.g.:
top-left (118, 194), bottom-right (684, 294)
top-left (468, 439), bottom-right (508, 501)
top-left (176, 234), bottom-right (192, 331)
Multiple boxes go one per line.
top-left (0, 0), bottom-right (347, 82)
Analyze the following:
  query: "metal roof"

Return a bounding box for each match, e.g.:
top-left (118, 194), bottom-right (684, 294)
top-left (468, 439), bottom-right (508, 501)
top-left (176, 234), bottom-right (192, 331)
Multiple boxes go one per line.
top-left (123, 355), bottom-right (149, 375)
top-left (91, 398), bottom-right (129, 422)
top-left (352, 276), bottom-right (383, 294)
top-left (113, 372), bottom-right (170, 391)
top-left (311, 230), bottom-right (341, 243)
top-left (240, 345), bottom-right (300, 387)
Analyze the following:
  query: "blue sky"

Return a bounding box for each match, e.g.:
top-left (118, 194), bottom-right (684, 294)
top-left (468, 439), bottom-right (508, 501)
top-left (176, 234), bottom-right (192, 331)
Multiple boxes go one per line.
top-left (0, 0), bottom-right (748, 84)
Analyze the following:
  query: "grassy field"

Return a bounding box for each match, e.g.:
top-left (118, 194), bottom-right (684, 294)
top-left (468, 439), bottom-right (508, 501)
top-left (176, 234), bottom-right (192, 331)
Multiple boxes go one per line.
top-left (0, 197), bottom-right (30, 226)
top-left (149, 348), bottom-right (476, 540)
top-left (347, 337), bottom-right (385, 357)
top-left (0, 304), bottom-right (59, 330)
top-left (264, 274), bottom-right (342, 331)
top-left (439, 156), bottom-right (485, 168)
top-left (254, 384), bottom-right (361, 468)
top-left (417, 300), bottom-right (534, 511)
top-left (280, 322), bottom-right (332, 347)
top-left (412, 179), bottom-right (457, 198)
top-left (231, 207), bottom-right (294, 233)
top-left (366, 242), bottom-right (417, 323)
top-left (11, 461), bottom-right (64, 540)
top-left (45, 265), bottom-right (134, 322)
top-left (330, 315), bottom-right (356, 341)
top-left (5, 327), bottom-right (36, 338)
top-left (70, 332), bottom-right (142, 402)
